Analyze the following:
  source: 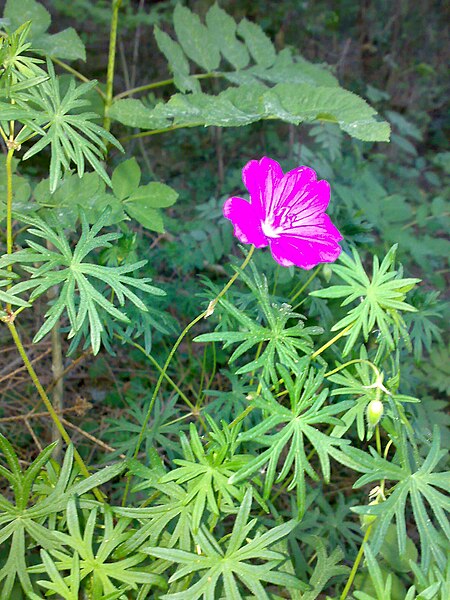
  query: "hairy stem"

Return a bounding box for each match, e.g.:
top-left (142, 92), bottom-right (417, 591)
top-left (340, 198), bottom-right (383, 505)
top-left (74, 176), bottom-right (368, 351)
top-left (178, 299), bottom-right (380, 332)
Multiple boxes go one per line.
top-left (121, 246), bottom-right (256, 505)
top-left (311, 322), bottom-right (354, 359)
top-left (51, 57), bottom-right (106, 98)
top-left (6, 322), bottom-right (104, 503)
top-left (103, 0), bottom-right (122, 132)
top-left (291, 264), bottom-right (322, 306)
top-left (5, 147), bottom-right (14, 289)
top-left (340, 524), bottom-right (372, 600)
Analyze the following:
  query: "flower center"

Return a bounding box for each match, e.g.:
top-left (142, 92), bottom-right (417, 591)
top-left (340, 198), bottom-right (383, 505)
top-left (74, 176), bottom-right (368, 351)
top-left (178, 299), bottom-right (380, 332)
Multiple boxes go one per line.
top-left (261, 220), bottom-right (282, 239)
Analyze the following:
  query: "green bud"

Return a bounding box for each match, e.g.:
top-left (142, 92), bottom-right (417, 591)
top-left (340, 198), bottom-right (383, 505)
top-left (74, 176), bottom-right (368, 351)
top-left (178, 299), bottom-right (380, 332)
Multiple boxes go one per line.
top-left (367, 399), bottom-right (384, 427)
top-left (322, 264), bottom-right (333, 282)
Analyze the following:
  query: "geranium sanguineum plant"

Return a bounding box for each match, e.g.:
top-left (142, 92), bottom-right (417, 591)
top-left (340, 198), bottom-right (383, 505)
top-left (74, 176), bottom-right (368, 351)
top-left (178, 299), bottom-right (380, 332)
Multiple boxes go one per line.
top-left (1, 3), bottom-right (445, 599)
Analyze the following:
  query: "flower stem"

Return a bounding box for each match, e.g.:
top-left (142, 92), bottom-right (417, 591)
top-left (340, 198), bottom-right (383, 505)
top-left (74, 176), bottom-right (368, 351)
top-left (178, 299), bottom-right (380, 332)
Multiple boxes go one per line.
top-left (311, 323), bottom-right (354, 359)
top-left (6, 322), bottom-right (104, 503)
top-left (103, 0), bottom-right (122, 132)
top-left (121, 246), bottom-right (255, 505)
top-left (291, 264), bottom-right (322, 307)
top-left (340, 524), bottom-right (372, 600)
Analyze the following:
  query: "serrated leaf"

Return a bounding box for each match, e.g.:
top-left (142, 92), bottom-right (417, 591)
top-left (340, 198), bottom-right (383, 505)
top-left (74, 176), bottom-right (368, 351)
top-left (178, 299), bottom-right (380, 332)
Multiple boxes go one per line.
top-left (154, 25), bottom-right (200, 93)
top-left (5, 0), bottom-right (50, 38)
top-left (35, 28), bottom-right (86, 61)
top-left (237, 18), bottom-right (276, 68)
top-left (206, 3), bottom-right (250, 70)
top-left (173, 4), bottom-right (220, 72)
top-left (108, 98), bottom-right (169, 129)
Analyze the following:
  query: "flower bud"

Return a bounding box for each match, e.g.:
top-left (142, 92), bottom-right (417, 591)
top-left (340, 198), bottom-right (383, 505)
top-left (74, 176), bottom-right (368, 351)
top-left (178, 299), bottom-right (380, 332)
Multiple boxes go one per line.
top-left (367, 399), bottom-right (384, 427)
top-left (322, 264), bottom-right (333, 282)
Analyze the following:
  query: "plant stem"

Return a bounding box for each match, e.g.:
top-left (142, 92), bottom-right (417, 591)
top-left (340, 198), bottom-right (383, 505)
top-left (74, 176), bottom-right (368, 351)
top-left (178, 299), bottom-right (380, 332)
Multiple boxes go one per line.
top-left (291, 264), bottom-right (322, 306)
top-left (6, 322), bottom-right (104, 503)
top-left (311, 322), bottom-right (354, 359)
top-left (113, 72), bottom-right (219, 100)
top-left (5, 147), bottom-right (14, 286)
top-left (119, 123), bottom-right (204, 143)
top-left (340, 524), bottom-right (372, 600)
top-left (121, 246), bottom-right (256, 505)
top-left (51, 57), bottom-right (106, 98)
top-left (103, 0), bottom-right (122, 132)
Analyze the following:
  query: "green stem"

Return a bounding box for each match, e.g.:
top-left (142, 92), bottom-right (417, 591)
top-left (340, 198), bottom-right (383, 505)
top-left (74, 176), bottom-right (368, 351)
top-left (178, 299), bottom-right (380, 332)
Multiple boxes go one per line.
top-left (5, 147), bottom-right (14, 264)
top-left (51, 57), bottom-right (106, 98)
top-left (113, 72), bottom-right (218, 100)
top-left (115, 334), bottom-right (206, 427)
top-left (291, 265), bottom-right (322, 307)
top-left (6, 322), bottom-right (104, 503)
top-left (311, 322), bottom-right (354, 359)
top-left (340, 524), bottom-right (372, 600)
top-left (103, 0), bottom-right (122, 132)
top-left (119, 123), bottom-right (204, 143)
top-left (121, 246), bottom-right (256, 505)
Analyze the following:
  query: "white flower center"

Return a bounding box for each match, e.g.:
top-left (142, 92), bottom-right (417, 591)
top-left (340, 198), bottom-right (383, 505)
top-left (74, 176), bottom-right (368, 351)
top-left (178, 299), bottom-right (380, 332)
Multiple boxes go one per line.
top-left (261, 220), bottom-right (282, 238)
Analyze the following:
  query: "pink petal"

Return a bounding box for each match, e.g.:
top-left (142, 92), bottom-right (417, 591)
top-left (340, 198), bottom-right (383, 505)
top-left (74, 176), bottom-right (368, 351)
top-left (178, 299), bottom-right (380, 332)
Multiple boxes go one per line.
top-left (268, 215), bottom-right (343, 269)
top-left (223, 196), bottom-right (268, 248)
top-left (273, 168), bottom-right (331, 219)
top-left (242, 157), bottom-right (284, 217)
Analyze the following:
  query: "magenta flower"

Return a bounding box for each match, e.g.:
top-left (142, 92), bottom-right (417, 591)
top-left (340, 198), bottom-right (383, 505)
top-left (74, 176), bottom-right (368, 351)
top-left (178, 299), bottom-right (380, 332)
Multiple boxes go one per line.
top-left (223, 157), bottom-right (343, 270)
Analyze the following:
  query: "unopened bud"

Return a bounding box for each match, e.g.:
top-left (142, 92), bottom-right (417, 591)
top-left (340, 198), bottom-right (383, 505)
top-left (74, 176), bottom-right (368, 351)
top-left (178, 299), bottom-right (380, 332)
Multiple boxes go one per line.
top-left (322, 264), bottom-right (333, 282)
top-left (366, 399), bottom-right (384, 427)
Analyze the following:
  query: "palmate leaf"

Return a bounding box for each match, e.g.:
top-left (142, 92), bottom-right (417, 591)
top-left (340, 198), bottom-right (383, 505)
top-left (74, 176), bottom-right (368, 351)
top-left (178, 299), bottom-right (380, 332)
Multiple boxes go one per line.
top-left (13, 58), bottom-right (122, 192)
top-left (158, 423), bottom-right (247, 533)
top-left (0, 269), bottom-right (30, 317)
top-left (29, 498), bottom-right (165, 598)
top-left (311, 245), bottom-right (420, 355)
top-left (194, 263), bottom-right (322, 385)
top-left (334, 426), bottom-right (450, 571)
top-left (145, 488), bottom-right (306, 600)
top-left (353, 543), bottom-right (417, 600)
top-left (115, 456), bottom-right (198, 554)
top-left (0, 439), bottom-right (125, 597)
top-left (229, 367), bottom-right (353, 515)
top-left (0, 210), bottom-right (164, 354)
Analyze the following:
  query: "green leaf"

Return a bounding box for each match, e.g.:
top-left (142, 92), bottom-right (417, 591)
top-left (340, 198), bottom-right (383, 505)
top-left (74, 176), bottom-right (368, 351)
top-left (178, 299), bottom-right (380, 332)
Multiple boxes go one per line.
top-left (346, 427), bottom-right (449, 571)
top-left (311, 245), bottom-right (420, 354)
top-left (0, 210), bottom-right (164, 354)
top-left (154, 25), bottom-right (200, 93)
top-left (111, 158), bottom-right (141, 201)
top-left (145, 488), bottom-right (306, 598)
top-left (16, 59), bottom-right (122, 192)
top-left (5, 0), bottom-right (50, 38)
top-left (108, 98), bottom-right (169, 129)
top-left (125, 205), bottom-right (164, 233)
top-left (194, 263), bottom-right (321, 385)
top-left (124, 83), bottom-right (390, 142)
top-left (263, 83), bottom-right (390, 141)
top-left (228, 368), bottom-right (351, 515)
top-left (237, 18), bottom-right (276, 69)
top-left (126, 182), bottom-right (178, 208)
top-left (173, 4), bottom-right (220, 72)
top-left (36, 28), bottom-right (86, 61)
top-left (205, 3), bottom-right (250, 70)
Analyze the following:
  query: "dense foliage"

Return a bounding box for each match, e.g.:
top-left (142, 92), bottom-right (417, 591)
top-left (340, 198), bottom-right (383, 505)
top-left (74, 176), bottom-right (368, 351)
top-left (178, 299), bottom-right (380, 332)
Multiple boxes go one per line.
top-left (0, 1), bottom-right (448, 599)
